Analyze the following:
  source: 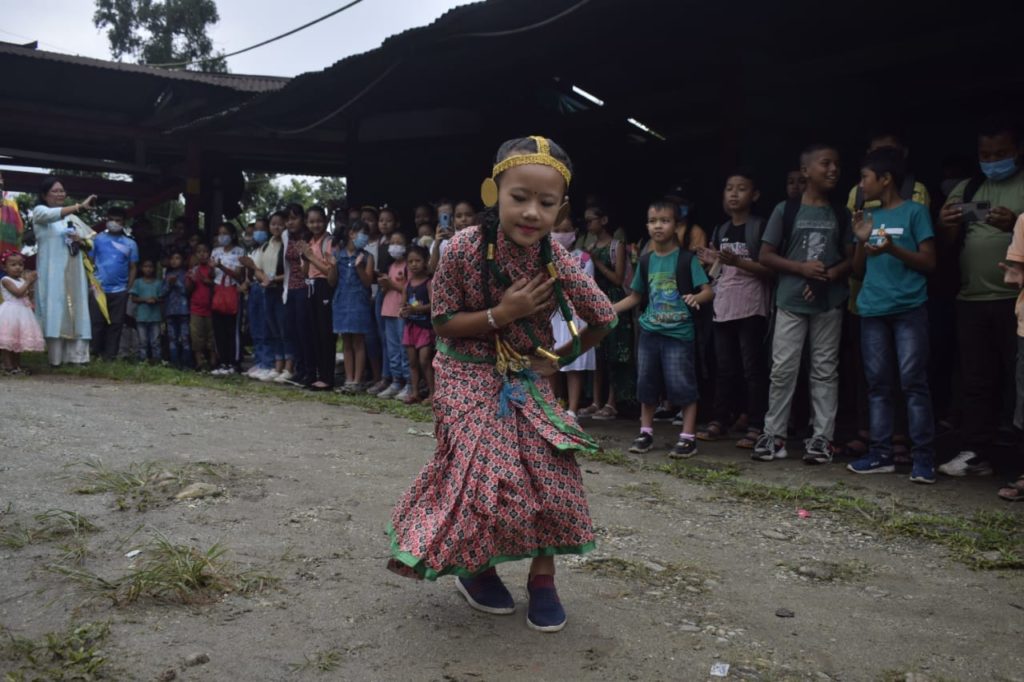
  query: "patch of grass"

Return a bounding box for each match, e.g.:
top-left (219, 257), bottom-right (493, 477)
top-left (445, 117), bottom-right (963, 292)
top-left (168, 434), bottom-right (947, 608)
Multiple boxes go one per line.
top-left (50, 532), bottom-right (278, 606)
top-left (290, 648), bottom-right (344, 673)
top-left (0, 510), bottom-right (99, 549)
top-left (27, 357), bottom-right (433, 423)
top-left (1, 621), bottom-right (111, 681)
top-left (579, 448), bottom-right (639, 469)
top-left (70, 459), bottom-right (230, 512)
top-left (656, 461), bottom-right (1024, 570)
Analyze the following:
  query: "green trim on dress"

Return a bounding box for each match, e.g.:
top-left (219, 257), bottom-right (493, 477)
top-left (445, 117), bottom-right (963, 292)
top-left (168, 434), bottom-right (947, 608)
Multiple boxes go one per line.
top-left (387, 524), bottom-right (597, 581)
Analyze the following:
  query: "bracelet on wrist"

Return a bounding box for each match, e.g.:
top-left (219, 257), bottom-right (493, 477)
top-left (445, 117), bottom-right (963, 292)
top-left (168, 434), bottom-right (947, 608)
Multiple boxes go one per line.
top-left (486, 307), bottom-right (500, 330)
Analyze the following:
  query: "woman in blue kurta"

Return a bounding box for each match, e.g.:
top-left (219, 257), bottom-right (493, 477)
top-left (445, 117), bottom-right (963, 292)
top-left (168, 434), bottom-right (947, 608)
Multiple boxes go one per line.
top-left (31, 177), bottom-right (96, 366)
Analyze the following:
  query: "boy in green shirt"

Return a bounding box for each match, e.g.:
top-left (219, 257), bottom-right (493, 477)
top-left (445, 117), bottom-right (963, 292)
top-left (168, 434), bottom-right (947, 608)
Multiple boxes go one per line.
top-left (846, 148), bottom-right (937, 483)
top-left (614, 201), bottom-right (713, 459)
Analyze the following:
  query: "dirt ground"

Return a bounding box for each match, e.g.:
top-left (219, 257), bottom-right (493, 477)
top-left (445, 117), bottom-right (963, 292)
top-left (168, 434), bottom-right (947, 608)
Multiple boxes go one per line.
top-left (1, 376), bottom-right (1022, 681)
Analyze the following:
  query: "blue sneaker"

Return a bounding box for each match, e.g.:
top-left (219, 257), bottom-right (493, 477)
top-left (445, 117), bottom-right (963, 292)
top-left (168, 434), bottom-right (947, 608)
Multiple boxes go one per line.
top-left (847, 454), bottom-right (895, 475)
top-left (910, 457), bottom-right (937, 484)
top-left (456, 569), bottom-right (515, 615)
top-left (526, 574), bottom-right (566, 632)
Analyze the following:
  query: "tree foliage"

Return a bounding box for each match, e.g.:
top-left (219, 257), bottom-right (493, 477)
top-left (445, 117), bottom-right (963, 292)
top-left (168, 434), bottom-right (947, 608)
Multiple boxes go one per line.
top-left (242, 173), bottom-right (347, 222)
top-left (93, 0), bottom-right (227, 72)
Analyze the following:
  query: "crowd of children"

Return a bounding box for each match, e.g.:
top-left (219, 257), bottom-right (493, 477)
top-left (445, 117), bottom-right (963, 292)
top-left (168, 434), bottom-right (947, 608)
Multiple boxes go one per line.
top-left (3, 118), bottom-right (1024, 507)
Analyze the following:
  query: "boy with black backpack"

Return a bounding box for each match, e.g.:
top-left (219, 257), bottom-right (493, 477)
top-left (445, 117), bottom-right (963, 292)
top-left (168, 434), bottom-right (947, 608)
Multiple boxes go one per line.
top-left (754, 144), bottom-right (853, 464)
top-left (614, 200), bottom-right (714, 458)
top-left (696, 170), bottom-right (772, 449)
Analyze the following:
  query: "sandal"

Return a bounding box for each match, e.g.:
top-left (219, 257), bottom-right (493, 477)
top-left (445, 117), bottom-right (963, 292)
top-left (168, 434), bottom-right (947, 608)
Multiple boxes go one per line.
top-left (892, 435), bottom-right (911, 465)
top-left (730, 414), bottom-right (749, 434)
top-left (735, 429), bottom-right (761, 449)
top-left (697, 421), bottom-right (725, 442)
top-left (997, 477), bottom-right (1024, 502)
top-left (842, 431), bottom-right (870, 458)
top-left (591, 405), bottom-right (618, 421)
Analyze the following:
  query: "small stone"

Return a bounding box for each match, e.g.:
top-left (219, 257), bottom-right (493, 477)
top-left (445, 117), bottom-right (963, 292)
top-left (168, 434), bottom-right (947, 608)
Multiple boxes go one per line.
top-left (157, 670), bottom-right (177, 681)
top-left (643, 560), bottom-right (666, 573)
top-left (184, 652), bottom-right (209, 667)
top-left (761, 529), bottom-right (791, 541)
top-left (979, 550), bottom-right (1002, 563)
top-left (775, 608), bottom-right (795, 618)
top-left (174, 483), bottom-right (221, 500)
top-left (678, 624), bottom-right (701, 632)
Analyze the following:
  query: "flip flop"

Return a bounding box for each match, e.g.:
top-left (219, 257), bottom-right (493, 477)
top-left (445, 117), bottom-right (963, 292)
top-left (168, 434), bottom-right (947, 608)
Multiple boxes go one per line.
top-left (697, 421), bottom-right (725, 441)
top-left (997, 477), bottom-right (1024, 502)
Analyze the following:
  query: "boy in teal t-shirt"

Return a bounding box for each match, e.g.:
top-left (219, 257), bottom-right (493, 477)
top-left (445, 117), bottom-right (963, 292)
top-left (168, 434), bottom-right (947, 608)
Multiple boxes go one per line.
top-left (130, 260), bottom-right (163, 363)
top-left (615, 201), bottom-right (713, 459)
top-left (847, 147), bottom-right (937, 483)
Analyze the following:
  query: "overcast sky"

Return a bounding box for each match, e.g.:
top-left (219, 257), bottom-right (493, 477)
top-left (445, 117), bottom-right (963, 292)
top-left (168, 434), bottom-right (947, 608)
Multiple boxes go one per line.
top-left (1, 0), bottom-right (477, 77)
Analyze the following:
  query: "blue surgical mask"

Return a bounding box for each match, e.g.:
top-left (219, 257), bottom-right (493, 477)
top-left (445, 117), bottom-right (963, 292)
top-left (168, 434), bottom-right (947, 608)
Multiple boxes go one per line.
top-left (253, 230), bottom-right (269, 244)
top-left (353, 232), bottom-right (369, 249)
top-left (106, 221), bottom-right (123, 233)
top-left (217, 234), bottom-right (231, 246)
top-left (980, 157), bottom-right (1019, 182)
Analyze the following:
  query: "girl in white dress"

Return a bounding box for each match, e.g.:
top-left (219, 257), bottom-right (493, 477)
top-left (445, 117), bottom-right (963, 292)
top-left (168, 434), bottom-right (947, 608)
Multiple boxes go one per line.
top-left (0, 252), bottom-right (45, 374)
top-left (550, 217), bottom-right (596, 418)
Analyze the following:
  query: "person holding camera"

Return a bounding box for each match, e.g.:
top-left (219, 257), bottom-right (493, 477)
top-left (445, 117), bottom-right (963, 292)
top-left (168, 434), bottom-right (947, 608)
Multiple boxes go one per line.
top-left (30, 176), bottom-right (96, 366)
top-left (937, 115), bottom-right (1024, 479)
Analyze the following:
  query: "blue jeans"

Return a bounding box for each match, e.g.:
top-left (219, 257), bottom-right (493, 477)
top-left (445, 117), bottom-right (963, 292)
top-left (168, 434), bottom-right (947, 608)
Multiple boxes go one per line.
top-left (264, 287), bottom-right (288, 362)
top-left (166, 315), bottom-right (190, 367)
top-left (137, 321), bottom-right (161, 361)
top-left (247, 285), bottom-right (272, 369)
top-left (369, 289), bottom-right (386, 378)
top-left (636, 331), bottom-right (698, 407)
top-left (861, 305), bottom-right (934, 460)
top-left (382, 315), bottom-right (408, 381)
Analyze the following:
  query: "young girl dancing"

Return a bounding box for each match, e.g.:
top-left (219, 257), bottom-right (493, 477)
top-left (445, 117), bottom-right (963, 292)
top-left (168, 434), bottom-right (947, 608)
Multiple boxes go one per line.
top-left (0, 252), bottom-right (45, 374)
top-left (388, 136), bottom-right (617, 633)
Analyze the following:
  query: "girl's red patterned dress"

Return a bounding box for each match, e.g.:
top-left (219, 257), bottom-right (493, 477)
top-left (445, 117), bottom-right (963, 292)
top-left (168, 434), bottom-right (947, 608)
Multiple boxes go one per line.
top-left (388, 225), bottom-right (618, 579)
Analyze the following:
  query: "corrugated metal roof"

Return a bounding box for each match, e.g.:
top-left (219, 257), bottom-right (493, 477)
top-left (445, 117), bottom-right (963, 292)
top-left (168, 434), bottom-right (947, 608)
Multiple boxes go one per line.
top-left (0, 41), bottom-right (288, 93)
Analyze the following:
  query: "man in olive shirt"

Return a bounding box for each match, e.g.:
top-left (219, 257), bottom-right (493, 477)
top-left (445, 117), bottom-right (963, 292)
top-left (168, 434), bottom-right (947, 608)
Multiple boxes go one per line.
top-left (937, 116), bottom-right (1024, 477)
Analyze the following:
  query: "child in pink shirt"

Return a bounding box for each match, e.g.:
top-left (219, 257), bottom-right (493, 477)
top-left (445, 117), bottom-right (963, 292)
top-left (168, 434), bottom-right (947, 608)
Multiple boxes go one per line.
top-left (377, 232), bottom-right (410, 400)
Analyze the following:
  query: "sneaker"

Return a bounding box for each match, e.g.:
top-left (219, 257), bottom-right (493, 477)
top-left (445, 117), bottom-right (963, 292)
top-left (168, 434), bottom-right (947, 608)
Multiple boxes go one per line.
top-left (938, 451), bottom-right (994, 477)
top-left (847, 454), bottom-right (895, 474)
top-left (273, 370), bottom-right (293, 384)
top-left (802, 435), bottom-right (835, 465)
top-left (526, 574), bottom-right (566, 632)
top-left (653, 407), bottom-right (675, 422)
top-left (669, 438), bottom-right (697, 459)
top-left (394, 384), bottom-right (412, 401)
top-left (210, 367), bottom-right (225, 376)
top-left (455, 569), bottom-right (515, 615)
top-left (245, 365), bottom-right (262, 378)
top-left (671, 411), bottom-right (684, 427)
top-left (260, 369), bottom-right (281, 382)
top-left (221, 366), bottom-right (236, 375)
top-left (752, 434), bottom-right (787, 461)
top-left (366, 380), bottom-right (389, 395)
top-left (378, 382), bottom-right (403, 399)
top-left (591, 405), bottom-right (618, 421)
top-left (910, 457), bottom-right (937, 484)
top-left (628, 432), bottom-right (654, 454)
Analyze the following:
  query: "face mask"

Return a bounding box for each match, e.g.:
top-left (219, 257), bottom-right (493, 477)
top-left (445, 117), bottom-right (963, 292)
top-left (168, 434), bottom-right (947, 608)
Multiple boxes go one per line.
top-left (552, 232), bottom-right (576, 250)
top-left (106, 221), bottom-right (123, 233)
top-left (980, 157), bottom-right (1018, 182)
top-left (353, 232), bottom-right (369, 249)
top-left (217, 235), bottom-right (231, 246)
top-left (388, 244), bottom-right (406, 259)
top-left (252, 230), bottom-right (269, 244)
